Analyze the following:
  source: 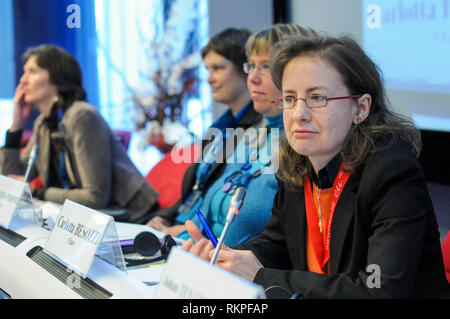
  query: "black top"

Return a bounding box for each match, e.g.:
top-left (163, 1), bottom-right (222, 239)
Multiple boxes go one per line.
top-left (4, 129), bottom-right (23, 148)
top-left (235, 140), bottom-right (450, 298)
top-left (308, 154), bottom-right (342, 189)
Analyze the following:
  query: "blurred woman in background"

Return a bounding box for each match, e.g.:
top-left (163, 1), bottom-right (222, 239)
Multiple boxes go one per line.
top-left (152, 24), bottom-right (317, 247)
top-left (0, 45), bottom-right (159, 222)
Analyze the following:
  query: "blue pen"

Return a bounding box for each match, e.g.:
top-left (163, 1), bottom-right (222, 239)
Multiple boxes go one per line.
top-left (195, 208), bottom-right (218, 247)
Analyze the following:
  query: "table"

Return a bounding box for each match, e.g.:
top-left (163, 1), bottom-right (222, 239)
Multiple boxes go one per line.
top-left (0, 201), bottom-right (177, 299)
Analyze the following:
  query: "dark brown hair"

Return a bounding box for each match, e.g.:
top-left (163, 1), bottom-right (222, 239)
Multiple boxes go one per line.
top-left (201, 28), bottom-right (252, 78)
top-left (22, 44), bottom-right (86, 110)
top-left (271, 35), bottom-right (421, 190)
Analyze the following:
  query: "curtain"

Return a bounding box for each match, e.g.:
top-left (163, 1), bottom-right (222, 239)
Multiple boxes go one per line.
top-left (0, 0), bottom-right (14, 99)
top-left (95, 0), bottom-right (210, 137)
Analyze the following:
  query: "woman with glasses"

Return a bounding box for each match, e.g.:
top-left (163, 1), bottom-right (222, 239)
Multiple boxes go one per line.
top-left (151, 24), bottom-right (316, 247)
top-left (146, 27), bottom-right (262, 233)
top-left (182, 35), bottom-right (450, 298)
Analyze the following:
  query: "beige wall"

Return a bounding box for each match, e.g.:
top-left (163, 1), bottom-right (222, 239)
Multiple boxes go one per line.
top-left (291, 0), bottom-right (363, 44)
top-left (290, 0), bottom-right (450, 129)
top-left (207, 0), bottom-right (274, 120)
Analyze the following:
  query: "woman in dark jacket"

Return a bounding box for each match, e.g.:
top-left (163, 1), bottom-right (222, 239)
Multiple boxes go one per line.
top-left (181, 35), bottom-right (450, 298)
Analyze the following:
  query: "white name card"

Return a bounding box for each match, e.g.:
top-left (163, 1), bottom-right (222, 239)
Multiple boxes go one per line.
top-left (155, 247), bottom-right (266, 299)
top-left (44, 199), bottom-right (122, 278)
top-left (0, 175), bottom-right (30, 228)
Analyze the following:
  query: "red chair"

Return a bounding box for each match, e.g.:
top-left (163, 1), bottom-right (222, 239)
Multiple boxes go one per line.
top-left (146, 144), bottom-right (201, 209)
top-left (20, 130), bottom-right (34, 154)
top-left (442, 230), bottom-right (450, 283)
top-left (21, 130), bottom-right (33, 147)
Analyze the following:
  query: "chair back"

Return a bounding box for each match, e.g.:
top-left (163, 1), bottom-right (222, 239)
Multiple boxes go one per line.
top-left (113, 130), bottom-right (132, 151)
top-left (146, 144), bottom-right (201, 209)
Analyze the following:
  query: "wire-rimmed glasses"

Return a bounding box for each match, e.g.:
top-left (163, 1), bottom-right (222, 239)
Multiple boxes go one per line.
top-left (243, 62), bottom-right (271, 75)
top-left (271, 94), bottom-right (362, 109)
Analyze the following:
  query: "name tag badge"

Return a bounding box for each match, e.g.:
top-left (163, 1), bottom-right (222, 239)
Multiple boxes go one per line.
top-left (0, 175), bottom-right (41, 228)
top-left (178, 190), bottom-right (201, 214)
top-left (155, 247), bottom-right (266, 299)
top-left (44, 199), bottom-right (126, 278)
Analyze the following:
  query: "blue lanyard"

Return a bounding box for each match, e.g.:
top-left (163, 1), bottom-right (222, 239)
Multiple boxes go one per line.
top-left (194, 131), bottom-right (227, 190)
top-left (57, 109), bottom-right (69, 189)
top-left (178, 135), bottom-right (225, 214)
top-left (221, 160), bottom-right (271, 195)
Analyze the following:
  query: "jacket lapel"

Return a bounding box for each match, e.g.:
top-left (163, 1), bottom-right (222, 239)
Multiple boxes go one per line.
top-left (329, 174), bottom-right (359, 274)
top-left (37, 124), bottom-right (51, 189)
top-left (285, 188), bottom-right (308, 270)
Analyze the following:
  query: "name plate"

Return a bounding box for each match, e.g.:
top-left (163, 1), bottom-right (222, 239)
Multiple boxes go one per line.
top-left (155, 247), bottom-right (265, 299)
top-left (0, 175), bottom-right (30, 228)
top-left (44, 199), bottom-right (125, 278)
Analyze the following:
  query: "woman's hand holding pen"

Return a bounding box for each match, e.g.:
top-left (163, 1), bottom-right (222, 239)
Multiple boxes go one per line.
top-left (182, 220), bottom-right (263, 282)
top-left (182, 220), bottom-right (217, 261)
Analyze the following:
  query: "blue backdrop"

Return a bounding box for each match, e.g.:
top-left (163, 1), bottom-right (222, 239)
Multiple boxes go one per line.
top-left (0, 0), bottom-right (15, 99)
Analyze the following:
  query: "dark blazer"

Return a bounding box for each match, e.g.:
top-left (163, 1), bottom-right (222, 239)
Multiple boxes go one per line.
top-left (155, 102), bottom-right (263, 222)
top-left (236, 140), bottom-right (450, 298)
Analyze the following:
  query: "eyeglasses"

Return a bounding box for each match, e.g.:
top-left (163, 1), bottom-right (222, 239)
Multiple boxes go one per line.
top-left (243, 62), bottom-right (271, 75)
top-left (271, 94), bottom-right (362, 109)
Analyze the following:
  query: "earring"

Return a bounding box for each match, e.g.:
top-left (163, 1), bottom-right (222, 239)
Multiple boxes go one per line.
top-left (352, 115), bottom-right (360, 131)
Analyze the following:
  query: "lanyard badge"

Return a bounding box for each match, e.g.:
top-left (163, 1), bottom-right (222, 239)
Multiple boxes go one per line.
top-left (179, 136), bottom-right (225, 215)
top-left (304, 162), bottom-right (351, 272)
top-left (178, 181), bottom-right (202, 214)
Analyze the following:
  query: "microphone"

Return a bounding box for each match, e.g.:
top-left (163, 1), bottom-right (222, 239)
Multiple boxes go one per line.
top-left (225, 186), bottom-right (246, 224)
top-left (210, 187), bottom-right (246, 265)
top-left (24, 144), bottom-right (39, 183)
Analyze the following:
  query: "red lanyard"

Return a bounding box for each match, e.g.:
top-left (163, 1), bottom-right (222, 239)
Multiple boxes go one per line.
top-left (304, 162), bottom-right (351, 272)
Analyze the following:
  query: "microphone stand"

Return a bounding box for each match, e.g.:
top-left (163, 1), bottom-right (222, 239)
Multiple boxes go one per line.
top-left (210, 221), bottom-right (232, 265)
top-left (24, 144), bottom-right (39, 183)
top-left (210, 187), bottom-right (246, 265)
